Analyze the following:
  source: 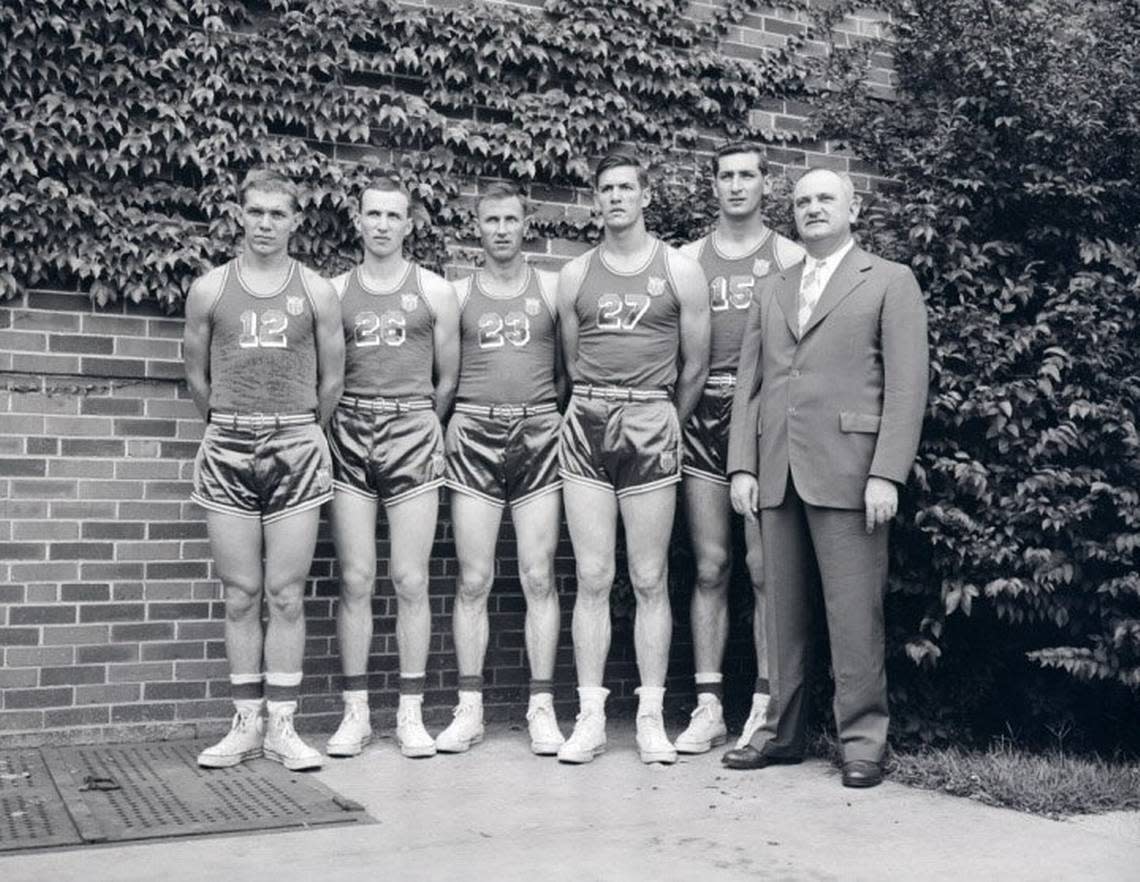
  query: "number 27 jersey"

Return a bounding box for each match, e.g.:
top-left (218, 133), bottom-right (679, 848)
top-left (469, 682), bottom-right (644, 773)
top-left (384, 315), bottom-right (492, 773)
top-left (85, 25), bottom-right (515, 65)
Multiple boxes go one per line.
top-left (574, 239), bottom-right (680, 392)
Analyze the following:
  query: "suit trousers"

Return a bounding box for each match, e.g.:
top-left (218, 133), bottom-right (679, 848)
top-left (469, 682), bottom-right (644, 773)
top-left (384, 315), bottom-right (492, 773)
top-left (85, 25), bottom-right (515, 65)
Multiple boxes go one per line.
top-left (752, 473), bottom-right (890, 763)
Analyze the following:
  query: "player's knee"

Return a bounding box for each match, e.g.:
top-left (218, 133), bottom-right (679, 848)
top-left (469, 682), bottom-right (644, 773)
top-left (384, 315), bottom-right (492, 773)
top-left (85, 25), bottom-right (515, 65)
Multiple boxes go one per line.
top-left (519, 561), bottom-right (555, 600)
top-left (628, 562), bottom-right (668, 598)
top-left (338, 558), bottom-right (376, 600)
top-left (456, 566), bottom-right (493, 604)
top-left (575, 558), bottom-right (615, 594)
top-left (694, 547), bottom-right (730, 592)
top-left (264, 582), bottom-right (305, 622)
top-left (391, 565), bottom-right (429, 601)
top-left (222, 577), bottom-right (262, 619)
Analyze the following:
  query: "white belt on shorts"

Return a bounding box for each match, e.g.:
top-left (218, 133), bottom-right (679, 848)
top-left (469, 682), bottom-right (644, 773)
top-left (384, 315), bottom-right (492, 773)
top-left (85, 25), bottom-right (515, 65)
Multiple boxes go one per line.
top-left (704, 373), bottom-right (737, 388)
top-left (208, 410), bottom-right (317, 430)
top-left (454, 401), bottom-right (559, 419)
top-left (340, 394), bottom-right (434, 414)
top-left (572, 383), bottom-right (671, 402)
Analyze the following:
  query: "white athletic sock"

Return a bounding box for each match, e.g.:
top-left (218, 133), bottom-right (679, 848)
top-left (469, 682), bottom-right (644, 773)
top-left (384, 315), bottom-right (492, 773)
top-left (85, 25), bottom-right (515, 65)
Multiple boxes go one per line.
top-left (457, 690), bottom-right (483, 709)
top-left (577, 686), bottom-right (609, 715)
top-left (635, 686), bottom-right (665, 716)
top-left (342, 689), bottom-right (369, 707)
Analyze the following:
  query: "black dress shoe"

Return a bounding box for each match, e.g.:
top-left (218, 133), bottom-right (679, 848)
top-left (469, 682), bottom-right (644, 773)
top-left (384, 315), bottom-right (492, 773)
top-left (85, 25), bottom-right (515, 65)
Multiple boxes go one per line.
top-left (721, 745), bottom-right (803, 770)
top-left (841, 760), bottom-right (883, 788)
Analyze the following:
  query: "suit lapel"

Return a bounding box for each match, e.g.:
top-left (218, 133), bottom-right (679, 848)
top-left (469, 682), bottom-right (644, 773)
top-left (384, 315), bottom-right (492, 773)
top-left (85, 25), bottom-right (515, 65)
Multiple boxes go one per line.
top-left (800, 246), bottom-right (873, 338)
top-left (774, 263), bottom-right (803, 340)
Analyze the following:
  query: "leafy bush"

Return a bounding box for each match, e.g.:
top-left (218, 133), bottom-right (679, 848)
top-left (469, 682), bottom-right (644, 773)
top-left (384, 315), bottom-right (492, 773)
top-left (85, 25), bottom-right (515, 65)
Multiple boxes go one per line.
top-left (814, 0), bottom-right (1140, 746)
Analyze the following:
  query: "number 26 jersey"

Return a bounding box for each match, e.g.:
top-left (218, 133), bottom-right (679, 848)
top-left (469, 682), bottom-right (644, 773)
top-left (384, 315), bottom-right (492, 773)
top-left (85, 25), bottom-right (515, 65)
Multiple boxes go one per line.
top-left (574, 239), bottom-right (680, 392)
top-left (336, 263), bottom-right (436, 399)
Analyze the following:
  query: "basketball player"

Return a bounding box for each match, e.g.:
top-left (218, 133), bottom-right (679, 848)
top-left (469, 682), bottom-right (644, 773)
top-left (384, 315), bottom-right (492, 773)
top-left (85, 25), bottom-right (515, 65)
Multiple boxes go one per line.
top-left (556, 152), bottom-right (710, 765)
top-left (325, 175), bottom-right (459, 759)
top-left (674, 143), bottom-right (804, 753)
top-left (185, 168), bottom-right (345, 771)
top-left (435, 182), bottom-right (565, 756)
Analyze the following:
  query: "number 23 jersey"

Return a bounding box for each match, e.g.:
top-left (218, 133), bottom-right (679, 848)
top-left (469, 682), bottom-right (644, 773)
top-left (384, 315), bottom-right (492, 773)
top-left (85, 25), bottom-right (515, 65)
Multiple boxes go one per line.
top-left (574, 239), bottom-right (681, 392)
top-left (336, 263), bottom-right (436, 399)
top-left (454, 267), bottom-right (558, 406)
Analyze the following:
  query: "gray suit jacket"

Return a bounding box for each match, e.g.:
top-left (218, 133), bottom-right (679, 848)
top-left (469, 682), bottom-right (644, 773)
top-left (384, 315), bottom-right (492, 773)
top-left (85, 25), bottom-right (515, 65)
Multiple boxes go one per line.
top-left (726, 246), bottom-right (929, 510)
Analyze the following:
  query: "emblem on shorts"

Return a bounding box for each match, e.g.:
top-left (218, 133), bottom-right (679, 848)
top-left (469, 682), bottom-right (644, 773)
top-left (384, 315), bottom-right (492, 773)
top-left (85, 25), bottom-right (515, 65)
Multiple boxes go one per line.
top-left (316, 467), bottom-right (331, 489)
top-left (646, 276), bottom-right (667, 297)
top-left (402, 293), bottom-right (419, 313)
top-left (429, 452), bottom-right (445, 478)
top-left (524, 297), bottom-right (541, 317)
top-left (660, 450), bottom-right (676, 472)
top-left (752, 258), bottom-right (771, 278)
top-left (286, 295), bottom-right (305, 316)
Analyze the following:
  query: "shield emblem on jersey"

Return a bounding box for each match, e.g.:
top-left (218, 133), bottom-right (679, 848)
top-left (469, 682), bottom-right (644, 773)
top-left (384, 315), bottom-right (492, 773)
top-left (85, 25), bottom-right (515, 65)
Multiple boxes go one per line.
top-left (752, 258), bottom-right (771, 278)
top-left (524, 297), bottom-right (541, 317)
top-left (646, 276), bottom-right (666, 297)
top-left (402, 294), bottom-right (419, 313)
top-left (285, 295), bottom-right (305, 316)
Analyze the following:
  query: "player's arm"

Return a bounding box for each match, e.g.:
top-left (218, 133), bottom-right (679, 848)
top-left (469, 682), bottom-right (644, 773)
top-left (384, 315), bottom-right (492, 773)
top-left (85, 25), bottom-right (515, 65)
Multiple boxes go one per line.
top-left (669, 250), bottom-right (710, 423)
top-left (303, 267), bottom-right (345, 426)
top-left (726, 286), bottom-right (767, 520)
top-left (555, 254), bottom-right (589, 384)
top-left (181, 267), bottom-right (224, 422)
top-left (424, 271), bottom-right (460, 420)
top-left (536, 269), bottom-right (568, 406)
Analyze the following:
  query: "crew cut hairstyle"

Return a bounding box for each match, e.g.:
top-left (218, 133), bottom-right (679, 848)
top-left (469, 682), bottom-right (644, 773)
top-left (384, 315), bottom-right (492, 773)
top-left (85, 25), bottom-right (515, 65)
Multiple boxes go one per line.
top-left (593, 151), bottom-right (649, 188)
top-left (475, 181), bottom-right (530, 215)
top-left (359, 172), bottom-right (414, 213)
top-left (712, 142), bottom-right (769, 176)
top-left (239, 168), bottom-right (302, 212)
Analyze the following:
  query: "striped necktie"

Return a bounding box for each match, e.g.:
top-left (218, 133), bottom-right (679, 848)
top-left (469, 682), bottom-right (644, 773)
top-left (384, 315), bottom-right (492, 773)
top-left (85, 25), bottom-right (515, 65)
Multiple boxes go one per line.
top-left (797, 259), bottom-right (823, 334)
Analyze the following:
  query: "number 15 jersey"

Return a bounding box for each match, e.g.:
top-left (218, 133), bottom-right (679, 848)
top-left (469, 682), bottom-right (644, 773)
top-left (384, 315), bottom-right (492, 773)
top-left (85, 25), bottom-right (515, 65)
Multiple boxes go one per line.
top-left (573, 239), bottom-right (680, 392)
top-left (336, 263), bottom-right (436, 399)
top-left (454, 267), bottom-right (558, 406)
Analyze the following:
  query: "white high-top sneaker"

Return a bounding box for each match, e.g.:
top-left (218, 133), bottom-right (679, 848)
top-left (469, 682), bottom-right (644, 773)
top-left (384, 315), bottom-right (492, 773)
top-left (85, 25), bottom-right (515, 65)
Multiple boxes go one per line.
top-left (197, 704), bottom-right (265, 768)
top-left (525, 695), bottom-right (565, 756)
top-left (326, 699), bottom-right (373, 758)
top-left (636, 712), bottom-right (678, 765)
top-left (674, 698), bottom-right (728, 754)
top-left (434, 701), bottom-right (485, 753)
top-left (263, 706), bottom-right (323, 771)
top-left (735, 693), bottom-right (771, 750)
top-left (395, 697), bottom-right (437, 758)
top-left (556, 707), bottom-right (607, 764)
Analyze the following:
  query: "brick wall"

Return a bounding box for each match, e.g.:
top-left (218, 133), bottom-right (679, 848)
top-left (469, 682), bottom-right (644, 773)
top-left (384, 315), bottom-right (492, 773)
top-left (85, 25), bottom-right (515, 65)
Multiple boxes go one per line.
top-left (0, 1), bottom-right (894, 745)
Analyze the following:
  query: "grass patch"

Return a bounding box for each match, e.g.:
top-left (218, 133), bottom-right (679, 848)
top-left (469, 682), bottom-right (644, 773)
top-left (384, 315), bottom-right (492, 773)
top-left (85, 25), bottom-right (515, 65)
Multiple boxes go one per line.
top-left (886, 741), bottom-right (1140, 817)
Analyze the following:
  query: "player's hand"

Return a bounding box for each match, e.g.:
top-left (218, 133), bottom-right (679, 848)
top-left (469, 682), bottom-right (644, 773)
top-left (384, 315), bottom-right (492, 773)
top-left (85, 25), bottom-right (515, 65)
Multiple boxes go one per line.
top-left (730, 474), bottom-right (759, 522)
top-left (864, 477), bottom-right (898, 533)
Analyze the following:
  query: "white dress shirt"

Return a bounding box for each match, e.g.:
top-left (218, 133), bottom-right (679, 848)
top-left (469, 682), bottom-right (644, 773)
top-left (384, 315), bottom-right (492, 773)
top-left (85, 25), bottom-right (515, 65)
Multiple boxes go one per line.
top-left (798, 237), bottom-right (855, 334)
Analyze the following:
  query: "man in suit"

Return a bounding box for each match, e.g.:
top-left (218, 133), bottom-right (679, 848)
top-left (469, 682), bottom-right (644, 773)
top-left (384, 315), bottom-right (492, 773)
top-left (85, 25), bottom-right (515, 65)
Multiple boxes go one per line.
top-left (720, 168), bottom-right (928, 788)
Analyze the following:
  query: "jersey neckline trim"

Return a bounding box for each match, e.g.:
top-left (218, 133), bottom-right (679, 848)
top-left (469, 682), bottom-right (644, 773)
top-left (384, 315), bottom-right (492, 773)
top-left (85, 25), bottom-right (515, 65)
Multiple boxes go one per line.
top-left (232, 258), bottom-right (296, 299)
top-left (475, 265), bottom-right (532, 301)
top-left (710, 227), bottom-right (773, 262)
top-left (356, 260), bottom-right (414, 296)
top-left (597, 239), bottom-right (661, 278)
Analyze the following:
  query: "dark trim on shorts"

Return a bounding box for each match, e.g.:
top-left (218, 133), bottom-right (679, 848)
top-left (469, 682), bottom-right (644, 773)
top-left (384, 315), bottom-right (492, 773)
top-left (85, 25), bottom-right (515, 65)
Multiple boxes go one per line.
top-left (682, 466), bottom-right (730, 487)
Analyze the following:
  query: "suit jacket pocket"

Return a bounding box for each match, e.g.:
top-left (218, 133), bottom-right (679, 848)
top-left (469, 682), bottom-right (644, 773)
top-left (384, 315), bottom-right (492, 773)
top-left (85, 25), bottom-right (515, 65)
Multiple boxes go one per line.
top-left (839, 411), bottom-right (881, 433)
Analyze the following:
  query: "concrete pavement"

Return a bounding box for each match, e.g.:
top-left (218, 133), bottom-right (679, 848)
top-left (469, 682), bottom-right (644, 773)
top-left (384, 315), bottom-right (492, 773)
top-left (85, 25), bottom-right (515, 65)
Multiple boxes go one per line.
top-left (3, 721), bottom-right (1136, 881)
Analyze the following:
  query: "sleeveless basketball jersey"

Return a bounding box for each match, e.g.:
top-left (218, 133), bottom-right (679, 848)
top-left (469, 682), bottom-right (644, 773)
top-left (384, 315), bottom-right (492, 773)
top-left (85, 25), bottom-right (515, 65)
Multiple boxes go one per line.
top-left (338, 263), bottom-right (436, 398)
top-left (574, 240), bottom-right (680, 391)
top-left (455, 267), bottom-right (558, 406)
top-left (695, 229), bottom-right (799, 374)
top-left (207, 260), bottom-right (319, 414)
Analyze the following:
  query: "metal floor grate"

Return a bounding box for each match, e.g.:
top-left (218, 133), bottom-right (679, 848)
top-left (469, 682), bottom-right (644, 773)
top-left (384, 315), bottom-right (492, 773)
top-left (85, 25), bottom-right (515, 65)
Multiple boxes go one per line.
top-left (0, 750), bottom-right (82, 852)
top-left (0, 742), bottom-right (370, 853)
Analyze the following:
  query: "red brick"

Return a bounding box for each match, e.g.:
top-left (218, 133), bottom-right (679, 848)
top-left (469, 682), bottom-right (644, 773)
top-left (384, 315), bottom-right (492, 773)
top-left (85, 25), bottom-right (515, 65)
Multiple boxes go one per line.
top-left (25, 584), bottom-right (59, 603)
top-left (0, 668), bottom-right (38, 688)
top-left (11, 479), bottom-right (76, 499)
top-left (5, 501), bottom-right (49, 518)
top-left (10, 353), bottom-right (81, 374)
top-left (80, 357), bottom-right (146, 378)
top-left (115, 418), bottom-right (178, 437)
top-left (83, 521), bottom-right (146, 539)
top-left (61, 438), bottom-right (126, 457)
top-left (50, 501), bottom-right (116, 519)
top-left (144, 480), bottom-right (193, 499)
top-left (145, 360), bottom-right (186, 381)
top-left (116, 540), bottom-right (181, 561)
top-left (0, 710), bottom-right (44, 730)
top-left (107, 662), bottom-right (173, 683)
top-left (143, 582), bottom-right (195, 600)
top-left (45, 706), bottom-right (110, 727)
top-left (77, 480), bottom-right (145, 499)
top-left (44, 415), bottom-right (113, 436)
top-left (113, 703), bottom-right (176, 723)
top-left (76, 684), bottom-right (140, 705)
top-left (77, 643), bottom-right (139, 663)
top-left (5, 646), bottom-right (74, 665)
top-left (60, 583), bottom-right (110, 602)
top-left (0, 586), bottom-right (25, 603)
top-left (0, 627), bottom-right (42, 646)
top-left (147, 318), bottom-right (183, 338)
top-left (5, 687), bottom-right (74, 708)
top-left (82, 314), bottom-right (147, 336)
top-left (49, 459), bottom-right (116, 478)
top-left (0, 414), bottom-right (46, 434)
top-left (148, 601), bottom-right (211, 620)
top-left (81, 565), bottom-right (145, 584)
top-left (111, 622), bottom-right (174, 641)
top-left (127, 439), bottom-right (162, 457)
top-left (148, 521), bottom-right (207, 540)
top-left (147, 561), bottom-right (209, 580)
top-left (0, 542), bottom-right (46, 559)
top-left (116, 460), bottom-right (181, 479)
top-left (50, 541), bottom-right (114, 561)
top-left (41, 624), bottom-right (108, 645)
top-left (9, 309), bottom-right (82, 331)
top-left (79, 604), bottom-right (146, 623)
top-left (0, 329), bottom-right (46, 350)
top-left (41, 665), bottom-right (106, 686)
top-left (146, 399), bottom-right (199, 419)
top-left (145, 681), bottom-right (206, 700)
top-left (10, 605), bottom-right (76, 625)
top-left (50, 334), bottom-right (114, 354)
top-left (177, 621), bottom-right (225, 640)
top-left (81, 397), bottom-right (144, 416)
top-left (176, 660), bottom-right (230, 679)
top-left (14, 520), bottom-right (78, 540)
